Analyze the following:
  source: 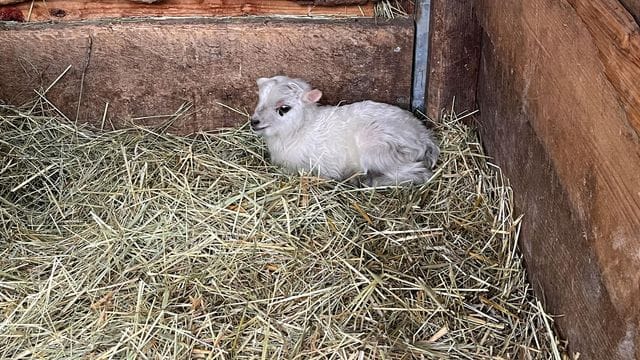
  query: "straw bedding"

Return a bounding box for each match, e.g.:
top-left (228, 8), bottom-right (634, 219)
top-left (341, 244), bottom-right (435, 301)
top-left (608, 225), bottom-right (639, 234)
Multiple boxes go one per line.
top-left (0, 97), bottom-right (565, 359)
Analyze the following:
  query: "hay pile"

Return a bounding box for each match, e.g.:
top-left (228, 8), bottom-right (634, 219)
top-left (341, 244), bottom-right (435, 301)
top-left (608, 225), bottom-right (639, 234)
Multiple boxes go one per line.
top-left (0, 97), bottom-right (564, 359)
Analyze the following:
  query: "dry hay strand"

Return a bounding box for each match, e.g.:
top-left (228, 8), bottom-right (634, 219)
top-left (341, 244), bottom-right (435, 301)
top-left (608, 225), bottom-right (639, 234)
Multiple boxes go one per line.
top-left (0, 96), bottom-right (565, 359)
top-left (374, 0), bottom-right (408, 19)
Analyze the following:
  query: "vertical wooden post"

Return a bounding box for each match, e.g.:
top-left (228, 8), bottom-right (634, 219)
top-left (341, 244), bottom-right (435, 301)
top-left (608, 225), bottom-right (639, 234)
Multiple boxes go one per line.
top-left (425, 0), bottom-right (481, 120)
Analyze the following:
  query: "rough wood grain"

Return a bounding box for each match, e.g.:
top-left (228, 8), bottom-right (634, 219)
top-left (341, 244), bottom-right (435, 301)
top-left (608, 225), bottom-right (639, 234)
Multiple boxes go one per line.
top-left (2, 0), bottom-right (374, 22)
top-left (425, 0), bottom-right (481, 120)
top-left (567, 0), bottom-right (640, 137)
top-left (0, 5), bottom-right (23, 20)
top-left (0, 18), bottom-right (413, 134)
top-left (619, 0), bottom-right (640, 21)
top-left (296, 0), bottom-right (371, 6)
top-left (476, 0), bottom-right (640, 358)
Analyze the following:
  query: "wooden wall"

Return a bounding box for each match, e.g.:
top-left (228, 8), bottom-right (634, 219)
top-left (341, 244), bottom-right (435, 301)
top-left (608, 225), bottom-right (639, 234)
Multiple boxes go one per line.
top-left (0, 0), bottom-right (374, 21)
top-left (4, 0), bottom-right (640, 357)
top-left (0, 18), bottom-right (413, 133)
top-left (475, 0), bottom-right (640, 358)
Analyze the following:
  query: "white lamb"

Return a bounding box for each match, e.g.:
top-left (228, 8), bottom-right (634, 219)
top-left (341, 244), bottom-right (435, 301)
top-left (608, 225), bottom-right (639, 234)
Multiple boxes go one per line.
top-left (250, 76), bottom-right (440, 186)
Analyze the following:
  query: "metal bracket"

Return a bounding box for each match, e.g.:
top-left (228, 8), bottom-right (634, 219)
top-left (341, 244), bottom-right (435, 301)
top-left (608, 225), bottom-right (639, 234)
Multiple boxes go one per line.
top-left (411, 0), bottom-right (431, 115)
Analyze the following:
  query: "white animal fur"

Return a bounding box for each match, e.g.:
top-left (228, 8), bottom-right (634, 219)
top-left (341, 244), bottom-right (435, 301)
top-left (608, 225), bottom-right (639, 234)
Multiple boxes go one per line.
top-left (250, 76), bottom-right (440, 186)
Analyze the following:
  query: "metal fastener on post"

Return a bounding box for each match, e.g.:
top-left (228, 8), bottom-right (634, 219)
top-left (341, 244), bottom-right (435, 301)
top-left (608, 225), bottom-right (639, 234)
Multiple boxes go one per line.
top-left (411, 0), bottom-right (431, 115)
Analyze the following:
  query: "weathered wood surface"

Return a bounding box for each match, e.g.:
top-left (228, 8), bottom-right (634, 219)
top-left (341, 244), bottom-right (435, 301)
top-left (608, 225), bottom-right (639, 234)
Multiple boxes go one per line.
top-left (619, 0), bottom-right (640, 21)
top-left (0, 5), bottom-right (22, 20)
top-left (568, 0), bottom-right (640, 137)
top-left (296, 0), bottom-right (372, 6)
top-left (476, 0), bottom-right (640, 358)
top-left (0, 0), bottom-right (374, 22)
top-left (425, 0), bottom-right (480, 120)
top-left (0, 18), bottom-right (413, 134)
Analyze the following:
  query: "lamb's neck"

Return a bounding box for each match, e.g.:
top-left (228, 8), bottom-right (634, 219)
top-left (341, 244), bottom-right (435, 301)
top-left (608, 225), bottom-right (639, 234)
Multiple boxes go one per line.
top-left (283, 107), bottom-right (321, 136)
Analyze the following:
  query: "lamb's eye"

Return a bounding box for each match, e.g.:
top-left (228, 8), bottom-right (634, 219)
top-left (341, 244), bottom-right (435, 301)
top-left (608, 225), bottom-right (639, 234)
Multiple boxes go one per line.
top-left (277, 105), bottom-right (291, 116)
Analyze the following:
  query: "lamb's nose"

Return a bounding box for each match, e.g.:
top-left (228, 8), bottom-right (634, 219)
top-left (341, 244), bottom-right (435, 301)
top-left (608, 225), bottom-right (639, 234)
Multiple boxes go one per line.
top-left (250, 118), bottom-right (260, 126)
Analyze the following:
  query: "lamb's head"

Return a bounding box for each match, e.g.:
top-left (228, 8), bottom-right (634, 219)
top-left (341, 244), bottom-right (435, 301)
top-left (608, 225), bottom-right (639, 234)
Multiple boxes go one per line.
top-left (250, 76), bottom-right (323, 138)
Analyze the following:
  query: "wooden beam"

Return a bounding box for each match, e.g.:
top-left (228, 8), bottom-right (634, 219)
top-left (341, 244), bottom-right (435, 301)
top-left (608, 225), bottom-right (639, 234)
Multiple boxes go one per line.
top-left (619, 0), bottom-right (640, 21)
top-left (425, 0), bottom-right (481, 119)
top-left (0, 18), bottom-right (414, 134)
top-left (475, 0), bottom-right (640, 358)
top-left (1, 0), bottom-right (374, 22)
top-left (568, 0), bottom-right (640, 137)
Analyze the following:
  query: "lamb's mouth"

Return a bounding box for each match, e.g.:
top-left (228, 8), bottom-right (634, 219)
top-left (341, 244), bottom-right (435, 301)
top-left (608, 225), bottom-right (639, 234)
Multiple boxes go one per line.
top-left (252, 126), bottom-right (269, 132)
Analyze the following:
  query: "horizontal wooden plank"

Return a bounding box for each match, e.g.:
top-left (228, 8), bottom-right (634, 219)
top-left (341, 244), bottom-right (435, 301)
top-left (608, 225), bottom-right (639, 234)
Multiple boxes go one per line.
top-left (0, 5), bottom-right (23, 20)
top-left (296, 0), bottom-right (370, 5)
top-left (476, 0), bottom-right (640, 358)
top-left (1, 0), bottom-right (374, 22)
top-left (0, 18), bottom-right (414, 134)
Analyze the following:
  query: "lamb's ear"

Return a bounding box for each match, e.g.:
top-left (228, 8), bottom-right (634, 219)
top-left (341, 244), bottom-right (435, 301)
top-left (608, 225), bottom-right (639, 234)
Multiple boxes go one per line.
top-left (302, 89), bottom-right (322, 104)
top-left (256, 78), bottom-right (270, 88)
